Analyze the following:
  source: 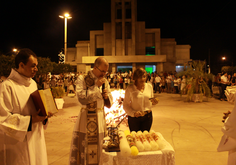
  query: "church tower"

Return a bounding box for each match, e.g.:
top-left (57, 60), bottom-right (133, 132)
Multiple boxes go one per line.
top-left (111, 0), bottom-right (137, 56)
top-left (69, 0), bottom-right (191, 73)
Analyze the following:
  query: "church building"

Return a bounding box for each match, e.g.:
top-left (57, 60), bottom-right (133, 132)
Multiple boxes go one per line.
top-left (66, 0), bottom-right (191, 74)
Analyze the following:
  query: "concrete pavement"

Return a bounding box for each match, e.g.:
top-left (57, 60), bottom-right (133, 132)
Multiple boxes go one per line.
top-left (45, 92), bottom-right (233, 165)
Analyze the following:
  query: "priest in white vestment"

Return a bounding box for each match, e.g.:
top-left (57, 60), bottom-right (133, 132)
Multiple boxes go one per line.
top-left (69, 57), bottom-right (113, 165)
top-left (0, 48), bottom-right (48, 165)
top-left (218, 93), bottom-right (236, 165)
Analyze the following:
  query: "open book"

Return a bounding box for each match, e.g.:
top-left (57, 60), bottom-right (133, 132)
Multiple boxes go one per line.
top-left (30, 88), bottom-right (58, 116)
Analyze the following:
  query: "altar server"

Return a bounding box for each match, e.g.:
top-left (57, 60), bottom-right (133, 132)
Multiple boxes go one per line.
top-left (0, 48), bottom-right (49, 165)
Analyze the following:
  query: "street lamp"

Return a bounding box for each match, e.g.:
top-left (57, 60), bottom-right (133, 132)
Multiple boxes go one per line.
top-left (222, 56), bottom-right (226, 61)
top-left (59, 13), bottom-right (72, 63)
top-left (13, 48), bottom-right (17, 53)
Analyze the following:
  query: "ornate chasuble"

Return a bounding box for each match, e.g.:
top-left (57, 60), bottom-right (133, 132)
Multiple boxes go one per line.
top-left (69, 70), bottom-right (110, 165)
top-left (87, 101), bottom-right (100, 165)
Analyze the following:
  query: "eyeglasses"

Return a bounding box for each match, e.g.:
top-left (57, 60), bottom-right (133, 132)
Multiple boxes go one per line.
top-left (96, 67), bottom-right (107, 74)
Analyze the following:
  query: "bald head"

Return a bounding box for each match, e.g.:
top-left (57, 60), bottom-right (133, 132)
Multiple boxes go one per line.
top-left (93, 57), bottom-right (109, 78)
top-left (94, 57), bottom-right (109, 68)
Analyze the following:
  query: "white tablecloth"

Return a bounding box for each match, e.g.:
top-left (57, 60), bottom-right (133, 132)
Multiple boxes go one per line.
top-left (225, 86), bottom-right (236, 104)
top-left (101, 132), bottom-right (175, 165)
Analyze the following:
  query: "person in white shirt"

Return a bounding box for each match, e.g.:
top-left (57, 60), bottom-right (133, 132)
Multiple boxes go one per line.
top-left (124, 77), bottom-right (128, 89)
top-left (154, 74), bottom-right (161, 93)
top-left (123, 68), bottom-right (158, 132)
top-left (173, 76), bottom-right (179, 93)
top-left (124, 71), bottom-right (128, 78)
top-left (150, 73), bottom-right (154, 88)
top-left (166, 73), bottom-right (172, 93)
top-left (220, 72), bottom-right (228, 101)
top-left (129, 70), bottom-right (132, 77)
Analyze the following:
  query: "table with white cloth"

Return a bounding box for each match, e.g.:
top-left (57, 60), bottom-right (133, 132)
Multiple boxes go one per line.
top-left (225, 86), bottom-right (236, 104)
top-left (101, 132), bottom-right (175, 165)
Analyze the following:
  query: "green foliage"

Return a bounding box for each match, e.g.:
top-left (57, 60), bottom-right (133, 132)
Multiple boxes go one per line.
top-left (222, 66), bottom-right (236, 74)
top-left (0, 55), bottom-right (74, 78)
top-left (51, 87), bottom-right (65, 98)
top-left (177, 60), bottom-right (211, 101)
top-left (0, 55), bottom-right (15, 77)
top-left (52, 62), bottom-right (73, 74)
top-left (36, 57), bottom-right (54, 76)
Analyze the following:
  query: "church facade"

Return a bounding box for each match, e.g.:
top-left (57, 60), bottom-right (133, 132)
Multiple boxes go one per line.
top-left (66, 0), bottom-right (191, 74)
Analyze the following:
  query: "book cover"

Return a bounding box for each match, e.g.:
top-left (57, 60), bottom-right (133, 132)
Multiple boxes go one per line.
top-left (31, 88), bottom-right (58, 116)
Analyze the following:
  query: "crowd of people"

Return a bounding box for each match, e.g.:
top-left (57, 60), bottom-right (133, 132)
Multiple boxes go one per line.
top-left (1, 48), bottom-right (236, 164)
top-left (2, 68), bottom-right (235, 101)
top-left (214, 72), bottom-right (236, 101)
top-left (1, 65), bottom-right (236, 101)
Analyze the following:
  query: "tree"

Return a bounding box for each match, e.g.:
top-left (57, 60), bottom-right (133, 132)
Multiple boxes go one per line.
top-left (36, 57), bottom-right (54, 76)
top-left (221, 66), bottom-right (236, 75)
top-left (52, 62), bottom-right (73, 75)
top-left (177, 60), bottom-right (212, 102)
top-left (0, 55), bottom-right (15, 77)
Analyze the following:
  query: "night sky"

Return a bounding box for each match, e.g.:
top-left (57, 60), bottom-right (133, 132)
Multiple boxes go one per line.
top-left (1, 0), bottom-right (235, 73)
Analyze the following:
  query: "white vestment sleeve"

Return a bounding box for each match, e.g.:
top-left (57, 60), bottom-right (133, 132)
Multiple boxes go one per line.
top-left (0, 83), bottom-right (31, 142)
top-left (76, 75), bottom-right (103, 106)
top-left (103, 78), bottom-right (113, 107)
top-left (222, 93), bottom-right (236, 138)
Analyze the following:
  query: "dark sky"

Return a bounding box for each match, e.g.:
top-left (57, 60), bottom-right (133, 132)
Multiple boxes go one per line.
top-left (1, 0), bottom-right (235, 70)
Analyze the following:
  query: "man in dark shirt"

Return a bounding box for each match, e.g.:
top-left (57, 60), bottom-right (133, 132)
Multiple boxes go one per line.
top-left (232, 73), bottom-right (236, 86)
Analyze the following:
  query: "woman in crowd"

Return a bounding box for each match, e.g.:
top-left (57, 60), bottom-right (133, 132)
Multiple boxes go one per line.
top-left (123, 68), bottom-right (158, 132)
top-left (181, 75), bottom-right (187, 94)
top-left (114, 75), bottom-right (118, 88)
top-left (119, 75), bottom-right (123, 89)
top-left (160, 76), bottom-right (166, 92)
top-left (150, 73), bottom-right (155, 89)
top-left (66, 78), bottom-right (76, 96)
top-left (227, 74), bottom-right (232, 86)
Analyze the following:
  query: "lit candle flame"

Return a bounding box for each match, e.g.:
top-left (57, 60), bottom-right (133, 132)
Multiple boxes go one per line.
top-left (104, 89), bottom-right (127, 127)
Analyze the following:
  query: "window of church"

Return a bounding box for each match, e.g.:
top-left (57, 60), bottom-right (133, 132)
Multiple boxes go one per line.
top-left (126, 9), bottom-right (131, 18)
top-left (125, 2), bottom-right (131, 19)
top-left (125, 22), bottom-right (131, 39)
top-left (146, 47), bottom-right (155, 55)
top-left (116, 9), bottom-right (122, 19)
top-left (116, 22), bottom-right (122, 39)
top-left (96, 48), bottom-right (104, 56)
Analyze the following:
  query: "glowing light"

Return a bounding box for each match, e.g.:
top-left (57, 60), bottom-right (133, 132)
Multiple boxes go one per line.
top-left (104, 89), bottom-right (127, 127)
top-left (59, 13), bottom-right (72, 19)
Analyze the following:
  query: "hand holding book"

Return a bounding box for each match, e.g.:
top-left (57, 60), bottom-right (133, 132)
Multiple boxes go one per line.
top-left (31, 88), bottom-right (58, 117)
top-left (32, 109), bottom-right (48, 123)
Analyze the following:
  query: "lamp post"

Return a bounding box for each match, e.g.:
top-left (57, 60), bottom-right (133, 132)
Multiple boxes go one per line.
top-left (13, 48), bottom-right (17, 53)
top-left (59, 13), bottom-right (72, 63)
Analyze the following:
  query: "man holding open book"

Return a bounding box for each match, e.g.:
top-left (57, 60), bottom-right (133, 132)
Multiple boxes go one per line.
top-left (0, 48), bottom-right (49, 165)
top-left (69, 57), bottom-right (113, 165)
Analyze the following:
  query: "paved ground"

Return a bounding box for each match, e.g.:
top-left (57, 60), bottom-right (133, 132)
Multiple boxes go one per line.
top-left (45, 92), bottom-right (233, 165)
